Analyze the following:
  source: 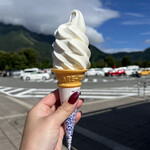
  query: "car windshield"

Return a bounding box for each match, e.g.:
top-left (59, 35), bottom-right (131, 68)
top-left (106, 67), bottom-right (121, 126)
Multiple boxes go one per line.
top-left (24, 71), bottom-right (36, 73)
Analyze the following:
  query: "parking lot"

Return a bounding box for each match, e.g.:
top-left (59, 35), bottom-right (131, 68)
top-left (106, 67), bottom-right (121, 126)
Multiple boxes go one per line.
top-left (0, 75), bottom-right (150, 150)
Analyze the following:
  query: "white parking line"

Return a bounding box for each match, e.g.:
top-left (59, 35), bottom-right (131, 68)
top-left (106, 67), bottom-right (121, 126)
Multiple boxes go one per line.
top-left (14, 89), bottom-right (36, 97)
top-left (36, 80), bottom-right (44, 82)
top-left (54, 80), bottom-right (58, 82)
top-left (75, 126), bottom-right (133, 150)
top-left (93, 79), bottom-right (97, 82)
top-left (6, 88), bottom-right (24, 94)
top-left (80, 95), bottom-right (133, 99)
top-left (102, 79), bottom-right (108, 82)
top-left (83, 78), bottom-right (88, 82)
top-left (1, 86), bottom-right (149, 99)
top-left (0, 113), bottom-right (27, 120)
top-left (44, 78), bottom-right (54, 82)
top-left (0, 87), bottom-right (12, 91)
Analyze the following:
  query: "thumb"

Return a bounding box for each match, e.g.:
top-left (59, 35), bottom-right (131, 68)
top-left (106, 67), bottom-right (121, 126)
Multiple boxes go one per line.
top-left (52, 92), bottom-right (80, 126)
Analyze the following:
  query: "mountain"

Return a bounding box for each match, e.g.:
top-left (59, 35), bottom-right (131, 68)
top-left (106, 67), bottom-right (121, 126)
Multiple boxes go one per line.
top-left (112, 48), bottom-right (150, 61)
top-left (0, 22), bottom-right (107, 62)
top-left (0, 22), bottom-right (150, 63)
top-left (0, 23), bottom-right (55, 61)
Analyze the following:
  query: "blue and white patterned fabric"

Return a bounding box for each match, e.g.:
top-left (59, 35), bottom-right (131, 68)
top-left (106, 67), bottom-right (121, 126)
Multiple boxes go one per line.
top-left (64, 108), bottom-right (77, 150)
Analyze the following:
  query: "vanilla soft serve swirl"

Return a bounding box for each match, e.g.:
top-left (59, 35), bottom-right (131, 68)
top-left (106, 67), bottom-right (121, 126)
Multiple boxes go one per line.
top-left (52, 10), bottom-right (91, 70)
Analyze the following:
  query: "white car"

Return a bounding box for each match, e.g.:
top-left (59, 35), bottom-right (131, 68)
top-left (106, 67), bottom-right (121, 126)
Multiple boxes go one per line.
top-left (125, 69), bottom-right (139, 76)
top-left (102, 67), bottom-right (113, 73)
top-left (20, 68), bottom-right (40, 79)
top-left (85, 68), bottom-right (104, 76)
top-left (23, 72), bottom-right (50, 81)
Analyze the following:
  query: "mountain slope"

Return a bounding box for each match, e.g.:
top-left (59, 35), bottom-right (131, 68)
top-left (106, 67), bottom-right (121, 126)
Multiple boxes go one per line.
top-left (0, 23), bottom-right (107, 62)
top-left (112, 48), bottom-right (150, 61)
top-left (0, 23), bottom-right (55, 61)
top-left (0, 22), bottom-right (150, 63)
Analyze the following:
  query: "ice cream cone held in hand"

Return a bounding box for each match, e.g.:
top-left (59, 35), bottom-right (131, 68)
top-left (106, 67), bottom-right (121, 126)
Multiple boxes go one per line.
top-left (51, 9), bottom-right (91, 150)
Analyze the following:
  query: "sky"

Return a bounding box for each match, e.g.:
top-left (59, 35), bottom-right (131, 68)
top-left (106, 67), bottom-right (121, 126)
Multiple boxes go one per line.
top-left (0, 0), bottom-right (150, 53)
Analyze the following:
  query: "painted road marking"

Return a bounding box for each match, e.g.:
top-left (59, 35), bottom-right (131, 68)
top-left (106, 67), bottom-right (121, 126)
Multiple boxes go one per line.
top-left (36, 80), bottom-right (44, 82)
top-left (54, 79), bottom-right (57, 82)
top-left (93, 78), bottom-right (97, 82)
top-left (44, 78), bottom-right (54, 82)
top-left (6, 88), bottom-right (24, 94)
top-left (0, 113), bottom-right (27, 120)
top-left (1, 86), bottom-right (150, 99)
top-left (83, 78), bottom-right (88, 82)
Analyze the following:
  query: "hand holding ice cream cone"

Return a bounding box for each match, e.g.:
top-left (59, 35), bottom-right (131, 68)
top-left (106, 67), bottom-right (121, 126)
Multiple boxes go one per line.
top-left (19, 89), bottom-right (83, 150)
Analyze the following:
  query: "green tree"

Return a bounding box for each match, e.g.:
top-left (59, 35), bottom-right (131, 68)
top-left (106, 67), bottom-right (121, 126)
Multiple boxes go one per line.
top-left (41, 60), bottom-right (52, 69)
top-left (0, 51), bottom-right (13, 70)
top-left (135, 60), bottom-right (142, 67)
top-left (96, 59), bottom-right (105, 68)
top-left (142, 61), bottom-right (150, 67)
top-left (19, 48), bottom-right (39, 68)
top-left (104, 56), bottom-right (115, 67)
top-left (122, 56), bottom-right (132, 66)
top-left (11, 53), bottom-right (27, 69)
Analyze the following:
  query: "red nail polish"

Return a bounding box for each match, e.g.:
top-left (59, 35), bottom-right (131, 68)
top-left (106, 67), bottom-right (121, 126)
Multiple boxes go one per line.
top-left (68, 92), bottom-right (79, 104)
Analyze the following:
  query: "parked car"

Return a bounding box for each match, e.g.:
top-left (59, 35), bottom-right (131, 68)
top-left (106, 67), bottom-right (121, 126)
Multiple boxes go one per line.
top-left (85, 68), bottom-right (104, 76)
top-left (23, 72), bottom-right (50, 81)
top-left (124, 69), bottom-right (139, 76)
top-left (105, 69), bottom-right (126, 76)
top-left (11, 70), bottom-right (23, 77)
top-left (20, 68), bottom-right (40, 79)
top-left (102, 67), bottom-right (113, 74)
top-left (43, 68), bottom-right (51, 74)
top-left (139, 70), bottom-right (150, 76)
top-left (130, 71), bottom-right (141, 78)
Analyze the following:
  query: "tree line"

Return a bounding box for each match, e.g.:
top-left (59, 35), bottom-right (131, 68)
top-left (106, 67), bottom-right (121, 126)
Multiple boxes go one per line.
top-left (91, 56), bottom-right (150, 68)
top-left (0, 48), bottom-right (150, 71)
top-left (0, 48), bottom-right (52, 70)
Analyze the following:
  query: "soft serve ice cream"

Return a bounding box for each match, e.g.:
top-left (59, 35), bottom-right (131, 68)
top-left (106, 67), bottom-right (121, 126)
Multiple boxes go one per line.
top-left (52, 9), bottom-right (91, 70)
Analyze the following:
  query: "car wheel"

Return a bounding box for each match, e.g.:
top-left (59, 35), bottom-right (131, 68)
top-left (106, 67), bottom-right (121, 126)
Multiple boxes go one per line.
top-left (42, 76), bottom-right (46, 80)
top-left (26, 77), bottom-right (30, 81)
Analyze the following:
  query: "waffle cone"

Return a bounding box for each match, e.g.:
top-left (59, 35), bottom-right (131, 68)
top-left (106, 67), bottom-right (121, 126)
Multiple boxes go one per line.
top-left (51, 69), bottom-right (88, 88)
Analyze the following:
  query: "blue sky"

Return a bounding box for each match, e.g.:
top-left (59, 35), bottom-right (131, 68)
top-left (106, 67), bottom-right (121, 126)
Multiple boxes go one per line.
top-left (98, 0), bottom-right (150, 53)
top-left (0, 0), bottom-right (150, 53)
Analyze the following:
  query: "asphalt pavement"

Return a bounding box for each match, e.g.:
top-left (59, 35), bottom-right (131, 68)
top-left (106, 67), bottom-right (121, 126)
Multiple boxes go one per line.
top-left (0, 76), bottom-right (150, 150)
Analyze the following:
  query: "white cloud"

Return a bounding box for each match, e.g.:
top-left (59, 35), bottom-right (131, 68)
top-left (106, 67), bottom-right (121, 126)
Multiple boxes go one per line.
top-left (140, 32), bottom-right (150, 35)
top-left (105, 37), bottom-right (128, 44)
top-left (0, 0), bottom-right (119, 45)
top-left (144, 39), bottom-right (150, 44)
top-left (125, 12), bottom-right (145, 18)
top-left (101, 48), bottom-right (142, 53)
top-left (122, 19), bottom-right (150, 25)
top-left (86, 26), bottom-right (104, 44)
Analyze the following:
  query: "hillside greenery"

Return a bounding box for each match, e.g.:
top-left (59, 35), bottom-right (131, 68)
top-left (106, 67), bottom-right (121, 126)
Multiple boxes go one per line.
top-left (0, 22), bottom-right (150, 70)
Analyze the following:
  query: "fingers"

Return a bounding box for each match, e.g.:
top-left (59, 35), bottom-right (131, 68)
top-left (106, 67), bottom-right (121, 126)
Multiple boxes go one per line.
top-left (77, 98), bottom-right (84, 108)
top-left (51, 98), bottom-right (84, 113)
top-left (74, 111), bottom-right (82, 124)
top-left (39, 89), bottom-right (60, 107)
top-left (51, 92), bottom-right (80, 126)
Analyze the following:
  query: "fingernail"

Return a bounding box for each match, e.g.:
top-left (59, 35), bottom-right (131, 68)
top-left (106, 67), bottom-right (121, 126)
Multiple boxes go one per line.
top-left (80, 98), bottom-right (84, 102)
top-left (68, 92), bottom-right (79, 104)
top-left (79, 111), bottom-right (83, 115)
